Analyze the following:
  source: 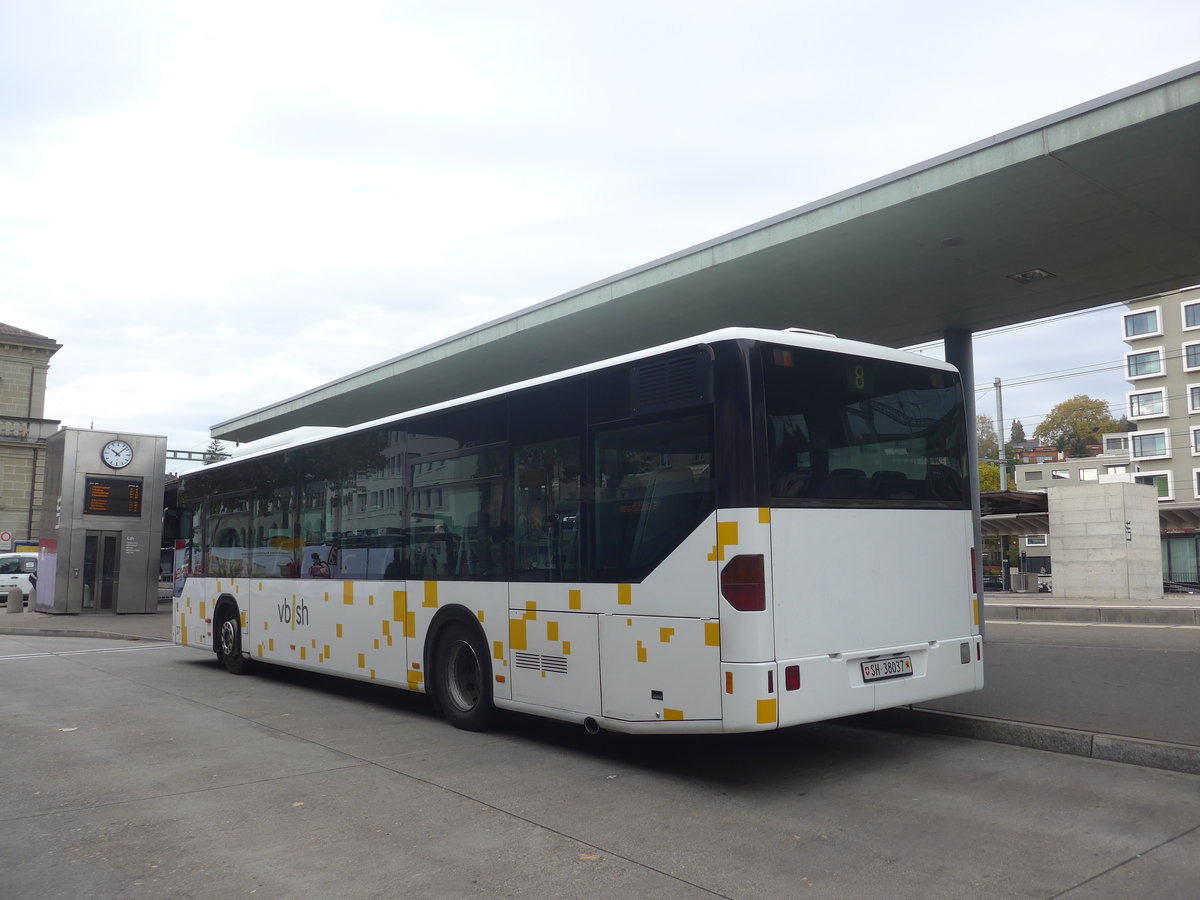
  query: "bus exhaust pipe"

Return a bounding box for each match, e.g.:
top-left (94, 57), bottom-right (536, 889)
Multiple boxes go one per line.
top-left (583, 717), bottom-right (600, 735)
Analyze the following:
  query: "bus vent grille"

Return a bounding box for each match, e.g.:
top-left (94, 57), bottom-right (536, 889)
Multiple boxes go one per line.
top-left (632, 351), bottom-right (711, 414)
top-left (514, 651), bottom-right (569, 674)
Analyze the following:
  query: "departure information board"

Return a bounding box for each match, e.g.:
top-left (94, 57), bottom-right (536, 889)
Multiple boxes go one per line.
top-left (84, 476), bottom-right (143, 517)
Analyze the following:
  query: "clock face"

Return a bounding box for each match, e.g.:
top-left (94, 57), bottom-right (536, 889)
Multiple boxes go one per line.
top-left (102, 439), bottom-right (134, 469)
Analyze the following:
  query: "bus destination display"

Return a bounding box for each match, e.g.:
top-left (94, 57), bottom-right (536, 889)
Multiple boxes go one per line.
top-left (84, 476), bottom-right (143, 517)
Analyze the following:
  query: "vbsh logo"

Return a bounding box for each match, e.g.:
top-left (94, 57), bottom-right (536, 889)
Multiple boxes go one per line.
top-left (277, 598), bottom-right (310, 626)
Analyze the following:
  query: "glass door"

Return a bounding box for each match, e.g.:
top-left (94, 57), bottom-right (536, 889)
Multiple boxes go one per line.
top-left (82, 530), bottom-right (121, 612)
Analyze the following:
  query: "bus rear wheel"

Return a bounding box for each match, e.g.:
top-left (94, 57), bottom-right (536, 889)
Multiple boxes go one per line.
top-left (433, 622), bottom-right (495, 731)
top-left (217, 609), bottom-right (252, 675)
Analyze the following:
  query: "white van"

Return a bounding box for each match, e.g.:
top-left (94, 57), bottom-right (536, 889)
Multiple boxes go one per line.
top-left (0, 552), bottom-right (38, 605)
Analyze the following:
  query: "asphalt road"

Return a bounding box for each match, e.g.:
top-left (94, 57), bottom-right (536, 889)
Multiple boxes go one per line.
top-left (923, 622), bottom-right (1200, 747)
top-left (2, 631), bottom-right (1198, 899)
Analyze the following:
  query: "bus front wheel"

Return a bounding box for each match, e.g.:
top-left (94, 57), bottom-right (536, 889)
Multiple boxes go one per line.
top-left (217, 608), bottom-right (252, 675)
top-left (432, 621), bottom-right (495, 731)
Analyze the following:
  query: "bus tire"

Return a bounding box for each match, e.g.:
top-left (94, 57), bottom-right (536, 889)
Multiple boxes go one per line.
top-left (217, 606), bottom-right (252, 675)
top-left (432, 620), bottom-right (494, 731)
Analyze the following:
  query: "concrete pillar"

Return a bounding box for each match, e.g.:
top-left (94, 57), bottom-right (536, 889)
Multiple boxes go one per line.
top-left (6, 585), bottom-right (22, 613)
top-left (944, 328), bottom-right (984, 635)
top-left (1047, 482), bottom-right (1161, 601)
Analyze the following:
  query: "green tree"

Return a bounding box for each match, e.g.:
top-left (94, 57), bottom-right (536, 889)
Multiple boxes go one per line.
top-left (203, 439), bottom-right (229, 465)
top-left (1033, 395), bottom-right (1117, 455)
top-left (978, 462), bottom-right (1000, 492)
top-left (976, 414), bottom-right (999, 463)
top-left (1009, 419), bottom-right (1026, 445)
top-left (1063, 432), bottom-right (1093, 458)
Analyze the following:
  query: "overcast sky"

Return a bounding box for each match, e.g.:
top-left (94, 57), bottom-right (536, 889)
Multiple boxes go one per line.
top-left (4, 1), bottom-right (1198, 471)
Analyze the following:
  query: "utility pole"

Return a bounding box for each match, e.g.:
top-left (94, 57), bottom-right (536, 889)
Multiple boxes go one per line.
top-left (994, 377), bottom-right (1007, 491)
top-left (995, 377), bottom-right (1010, 592)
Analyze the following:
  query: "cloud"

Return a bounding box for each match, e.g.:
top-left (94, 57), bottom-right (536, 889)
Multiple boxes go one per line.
top-left (6, 0), bottom-right (1200, 458)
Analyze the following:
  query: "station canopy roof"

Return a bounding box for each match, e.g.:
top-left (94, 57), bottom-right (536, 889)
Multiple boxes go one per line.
top-left (979, 491), bottom-right (1050, 537)
top-left (215, 62), bottom-right (1200, 443)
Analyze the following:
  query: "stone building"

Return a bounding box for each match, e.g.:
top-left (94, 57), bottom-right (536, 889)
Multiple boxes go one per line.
top-left (0, 322), bottom-right (61, 547)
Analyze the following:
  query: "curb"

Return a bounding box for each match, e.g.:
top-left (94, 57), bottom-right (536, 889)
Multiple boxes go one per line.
top-left (0, 625), bottom-right (168, 643)
top-left (984, 603), bottom-right (1200, 625)
top-left (849, 708), bottom-right (1200, 776)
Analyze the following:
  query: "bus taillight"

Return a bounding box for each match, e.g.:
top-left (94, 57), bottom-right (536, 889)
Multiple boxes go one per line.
top-left (720, 554), bottom-right (765, 612)
top-left (785, 665), bottom-right (801, 691)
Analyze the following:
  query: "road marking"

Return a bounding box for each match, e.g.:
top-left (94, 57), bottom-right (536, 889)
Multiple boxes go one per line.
top-left (0, 642), bottom-right (179, 661)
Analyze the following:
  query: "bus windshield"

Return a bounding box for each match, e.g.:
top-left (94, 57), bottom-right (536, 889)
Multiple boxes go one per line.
top-left (761, 344), bottom-right (968, 507)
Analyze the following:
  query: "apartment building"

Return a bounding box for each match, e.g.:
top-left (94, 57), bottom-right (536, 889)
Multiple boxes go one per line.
top-left (1122, 284), bottom-right (1200, 580)
top-left (1013, 433), bottom-right (1130, 490)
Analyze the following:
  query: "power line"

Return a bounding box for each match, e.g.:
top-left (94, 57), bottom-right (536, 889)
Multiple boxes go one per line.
top-left (907, 300), bottom-right (1129, 353)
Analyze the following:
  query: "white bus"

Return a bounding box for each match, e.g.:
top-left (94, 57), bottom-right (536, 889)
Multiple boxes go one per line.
top-left (172, 327), bottom-right (981, 733)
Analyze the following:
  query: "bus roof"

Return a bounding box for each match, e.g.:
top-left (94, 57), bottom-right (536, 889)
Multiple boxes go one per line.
top-left (199, 327), bottom-right (957, 472)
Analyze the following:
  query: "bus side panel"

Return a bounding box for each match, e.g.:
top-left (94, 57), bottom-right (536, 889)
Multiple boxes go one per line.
top-left (594, 513), bottom-right (723, 723)
top-left (238, 579), bottom-right (413, 685)
top-left (599, 615), bottom-right (721, 722)
top-left (508, 610), bottom-right (600, 715)
top-left (174, 578), bottom-right (216, 651)
top-left (406, 581), bottom-right (511, 698)
top-left (708, 508), bottom-right (781, 729)
top-left (713, 507), bottom-right (775, 664)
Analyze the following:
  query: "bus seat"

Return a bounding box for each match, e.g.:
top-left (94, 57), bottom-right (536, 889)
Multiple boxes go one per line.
top-left (928, 465), bottom-right (963, 501)
top-left (819, 468), bottom-right (866, 498)
top-left (870, 470), bottom-right (913, 499)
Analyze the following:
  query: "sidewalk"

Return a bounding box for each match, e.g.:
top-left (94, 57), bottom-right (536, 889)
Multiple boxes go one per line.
top-left (0, 601), bottom-right (174, 642)
top-left (984, 590), bottom-right (1200, 625)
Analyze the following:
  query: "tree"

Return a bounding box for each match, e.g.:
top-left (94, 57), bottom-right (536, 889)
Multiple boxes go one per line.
top-left (1009, 419), bottom-right (1026, 445)
top-left (1063, 432), bottom-right (1093, 458)
top-left (1033, 396), bottom-right (1118, 455)
top-left (976, 414), bottom-right (999, 463)
top-left (203, 439), bottom-right (229, 465)
top-left (978, 462), bottom-right (1000, 492)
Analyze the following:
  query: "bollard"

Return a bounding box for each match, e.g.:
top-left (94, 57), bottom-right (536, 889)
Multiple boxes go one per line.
top-left (6, 585), bottom-right (23, 613)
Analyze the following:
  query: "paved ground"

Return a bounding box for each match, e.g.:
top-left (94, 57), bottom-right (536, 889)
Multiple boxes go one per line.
top-left (2, 631), bottom-right (1198, 899)
top-left (3, 593), bottom-right (1197, 775)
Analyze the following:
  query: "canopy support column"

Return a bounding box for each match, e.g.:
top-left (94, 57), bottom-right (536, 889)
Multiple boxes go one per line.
top-left (945, 328), bottom-right (984, 638)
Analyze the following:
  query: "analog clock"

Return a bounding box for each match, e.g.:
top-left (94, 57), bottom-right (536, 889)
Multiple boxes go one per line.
top-left (102, 439), bottom-right (134, 469)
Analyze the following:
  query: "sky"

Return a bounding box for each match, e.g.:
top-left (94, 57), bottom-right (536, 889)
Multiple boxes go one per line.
top-left (3, 1), bottom-right (1198, 472)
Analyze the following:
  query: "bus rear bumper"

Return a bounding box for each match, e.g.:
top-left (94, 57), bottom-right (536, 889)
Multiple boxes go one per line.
top-left (775, 635), bottom-right (984, 728)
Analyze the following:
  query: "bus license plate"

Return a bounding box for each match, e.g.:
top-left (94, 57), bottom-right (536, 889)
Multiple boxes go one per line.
top-left (861, 656), bottom-right (912, 682)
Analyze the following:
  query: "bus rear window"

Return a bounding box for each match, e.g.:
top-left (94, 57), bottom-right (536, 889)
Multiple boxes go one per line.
top-left (761, 346), bottom-right (968, 507)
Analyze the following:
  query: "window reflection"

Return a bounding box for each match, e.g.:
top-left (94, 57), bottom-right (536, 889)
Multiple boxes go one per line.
top-left (594, 415), bottom-right (714, 577)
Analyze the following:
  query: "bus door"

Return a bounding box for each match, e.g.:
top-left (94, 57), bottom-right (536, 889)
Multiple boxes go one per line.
top-left (592, 412), bottom-right (723, 723)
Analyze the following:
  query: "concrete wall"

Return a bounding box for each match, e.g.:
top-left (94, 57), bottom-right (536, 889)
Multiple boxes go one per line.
top-left (1047, 482), bottom-right (1161, 601)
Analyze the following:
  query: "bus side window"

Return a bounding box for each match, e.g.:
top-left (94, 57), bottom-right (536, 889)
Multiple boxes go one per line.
top-left (251, 486), bottom-right (298, 578)
top-left (593, 414), bottom-right (714, 579)
top-left (207, 494), bottom-right (251, 578)
top-left (514, 437), bottom-right (582, 582)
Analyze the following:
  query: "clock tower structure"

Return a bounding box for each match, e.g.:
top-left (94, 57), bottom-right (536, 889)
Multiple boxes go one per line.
top-left (36, 428), bottom-right (167, 614)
